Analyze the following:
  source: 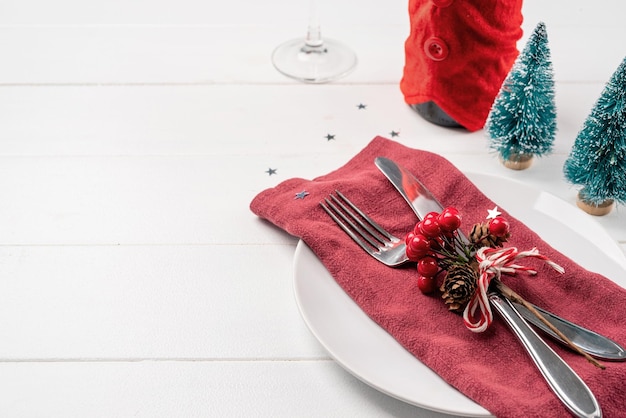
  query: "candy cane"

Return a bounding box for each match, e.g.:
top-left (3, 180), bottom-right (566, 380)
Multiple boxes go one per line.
top-left (463, 246), bottom-right (564, 332)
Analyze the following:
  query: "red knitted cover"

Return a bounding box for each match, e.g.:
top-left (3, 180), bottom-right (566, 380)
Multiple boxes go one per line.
top-left (400, 0), bottom-right (524, 131)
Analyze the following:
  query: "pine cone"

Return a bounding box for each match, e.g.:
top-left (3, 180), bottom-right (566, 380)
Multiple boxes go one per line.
top-left (440, 263), bottom-right (478, 313)
top-left (469, 222), bottom-right (508, 248)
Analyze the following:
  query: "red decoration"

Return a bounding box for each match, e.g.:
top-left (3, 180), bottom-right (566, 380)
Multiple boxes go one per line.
top-left (400, 0), bottom-right (523, 131)
top-left (404, 206), bottom-right (564, 332)
top-left (437, 207), bottom-right (462, 231)
top-left (488, 217), bottom-right (510, 238)
top-left (418, 256), bottom-right (439, 278)
top-left (464, 246), bottom-right (564, 332)
top-left (417, 275), bottom-right (437, 294)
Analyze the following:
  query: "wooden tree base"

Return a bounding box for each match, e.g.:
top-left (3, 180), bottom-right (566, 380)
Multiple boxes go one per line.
top-left (576, 193), bottom-right (615, 216)
top-left (500, 153), bottom-right (533, 170)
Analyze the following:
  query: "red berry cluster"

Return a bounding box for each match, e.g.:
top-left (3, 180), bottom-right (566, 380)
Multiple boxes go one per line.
top-left (405, 207), bottom-right (511, 294)
top-left (405, 207), bottom-right (462, 293)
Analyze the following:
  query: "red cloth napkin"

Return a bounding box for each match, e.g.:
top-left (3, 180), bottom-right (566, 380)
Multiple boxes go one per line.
top-left (250, 137), bottom-right (626, 417)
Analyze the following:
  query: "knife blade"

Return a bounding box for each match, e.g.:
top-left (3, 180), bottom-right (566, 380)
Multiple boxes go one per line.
top-left (375, 156), bottom-right (604, 417)
top-left (374, 155), bottom-right (626, 361)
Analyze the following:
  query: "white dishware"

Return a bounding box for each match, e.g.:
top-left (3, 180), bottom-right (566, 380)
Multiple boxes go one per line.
top-left (293, 173), bottom-right (626, 416)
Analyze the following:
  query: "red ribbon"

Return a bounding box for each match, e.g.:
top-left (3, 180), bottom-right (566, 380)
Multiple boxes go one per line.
top-left (463, 247), bottom-right (564, 332)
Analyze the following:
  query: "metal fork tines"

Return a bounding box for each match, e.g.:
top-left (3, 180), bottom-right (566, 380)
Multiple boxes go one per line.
top-left (320, 191), bottom-right (410, 267)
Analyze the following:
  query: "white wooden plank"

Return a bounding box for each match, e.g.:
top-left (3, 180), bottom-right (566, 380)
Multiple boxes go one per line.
top-left (0, 0), bottom-right (407, 27)
top-left (0, 153), bottom-right (359, 245)
top-left (0, 83), bottom-right (624, 245)
top-left (0, 16), bottom-right (624, 84)
top-left (0, 84), bottom-right (417, 157)
top-left (0, 82), bottom-right (610, 157)
top-left (0, 244), bottom-right (326, 359)
top-left (0, 0), bottom-right (623, 29)
top-left (0, 360), bottom-right (453, 418)
top-left (0, 25), bottom-right (407, 84)
top-left (1, 151), bottom-right (622, 246)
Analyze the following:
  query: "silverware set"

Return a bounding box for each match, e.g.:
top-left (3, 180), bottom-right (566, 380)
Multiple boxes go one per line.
top-left (319, 157), bottom-right (625, 418)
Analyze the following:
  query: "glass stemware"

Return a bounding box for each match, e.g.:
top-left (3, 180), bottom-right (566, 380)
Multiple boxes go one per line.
top-left (271, 0), bottom-right (357, 83)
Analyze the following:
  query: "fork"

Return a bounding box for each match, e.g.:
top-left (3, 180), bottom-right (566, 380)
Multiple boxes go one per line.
top-left (319, 190), bottom-right (409, 267)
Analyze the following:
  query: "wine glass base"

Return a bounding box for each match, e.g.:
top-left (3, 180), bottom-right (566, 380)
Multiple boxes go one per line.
top-left (272, 37), bottom-right (357, 83)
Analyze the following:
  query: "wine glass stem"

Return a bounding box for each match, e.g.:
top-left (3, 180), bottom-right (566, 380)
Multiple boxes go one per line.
top-left (305, 0), bottom-right (323, 48)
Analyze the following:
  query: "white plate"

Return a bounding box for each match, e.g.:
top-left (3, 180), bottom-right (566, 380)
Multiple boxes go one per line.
top-left (292, 173), bottom-right (626, 417)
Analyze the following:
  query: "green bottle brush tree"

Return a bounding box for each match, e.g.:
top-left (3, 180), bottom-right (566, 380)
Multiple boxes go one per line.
top-left (564, 57), bottom-right (626, 215)
top-left (485, 22), bottom-right (556, 170)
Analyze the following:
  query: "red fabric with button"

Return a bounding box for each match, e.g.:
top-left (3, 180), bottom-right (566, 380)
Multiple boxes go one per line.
top-left (400, 0), bottom-right (524, 131)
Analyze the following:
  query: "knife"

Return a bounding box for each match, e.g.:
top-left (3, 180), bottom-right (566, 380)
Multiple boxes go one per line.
top-left (375, 156), bottom-right (603, 418)
top-left (375, 156), bottom-right (626, 361)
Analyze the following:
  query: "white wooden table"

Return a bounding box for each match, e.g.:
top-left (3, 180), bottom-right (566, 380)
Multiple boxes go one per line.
top-left (0, 1), bottom-right (624, 416)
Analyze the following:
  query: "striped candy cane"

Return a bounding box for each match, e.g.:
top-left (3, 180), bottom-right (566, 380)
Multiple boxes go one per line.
top-left (463, 246), bottom-right (564, 332)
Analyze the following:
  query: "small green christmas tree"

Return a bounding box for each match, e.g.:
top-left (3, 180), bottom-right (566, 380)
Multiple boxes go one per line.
top-left (485, 22), bottom-right (556, 169)
top-left (563, 56), bottom-right (626, 215)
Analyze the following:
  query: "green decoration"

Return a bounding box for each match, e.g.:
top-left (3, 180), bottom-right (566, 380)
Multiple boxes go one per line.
top-left (485, 22), bottom-right (556, 162)
top-left (564, 57), bottom-right (626, 207)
